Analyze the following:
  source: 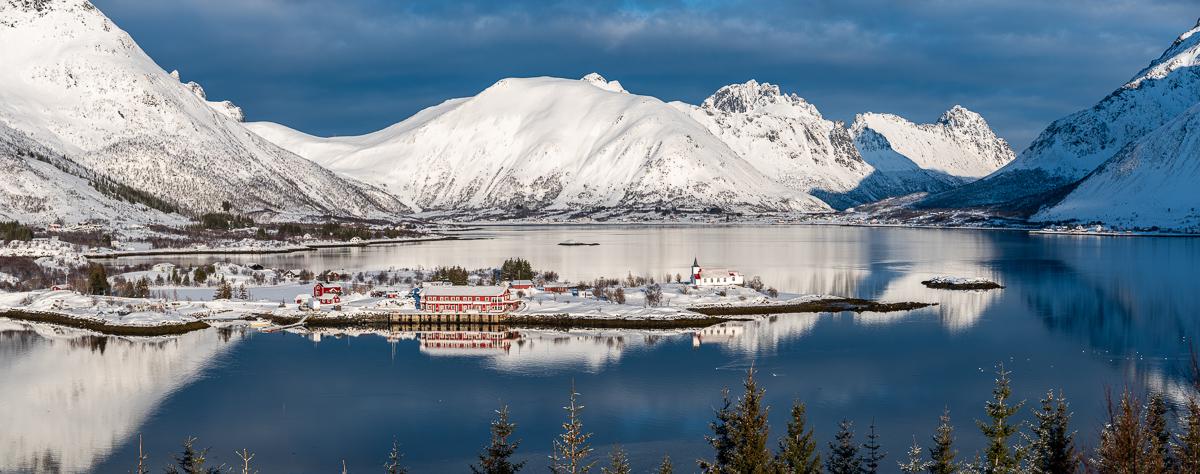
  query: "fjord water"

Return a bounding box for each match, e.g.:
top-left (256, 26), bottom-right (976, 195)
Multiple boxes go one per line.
top-left (3, 225), bottom-right (1199, 472)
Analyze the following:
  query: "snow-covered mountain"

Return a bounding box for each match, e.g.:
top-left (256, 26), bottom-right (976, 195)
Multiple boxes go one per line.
top-left (850, 106), bottom-right (1014, 182)
top-left (1034, 102), bottom-right (1200, 231)
top-left (922, 18), bottom-right (1200, 212)
top-left (0, 121), bottom-right (185, 226)
top-left (251, 76), bottom-right (1011, 215)
top-left (249, 75), bottom-right (831, 215)
top-left (0, 0), bottom-right (408, 220)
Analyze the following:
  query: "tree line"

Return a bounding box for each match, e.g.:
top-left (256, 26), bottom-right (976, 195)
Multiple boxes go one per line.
top-left (129, 364), bottom-right (1200, 473)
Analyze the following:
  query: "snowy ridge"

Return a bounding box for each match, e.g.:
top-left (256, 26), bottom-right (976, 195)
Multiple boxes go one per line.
top-left (253, 76), bottom-right (1012, 215)
top-left (1034, 103), bottom-right (1200, 231)
top-left (0, 0), bottom-right (408, 219)
top-left (250, 74), bottom-right (831, 215)
top-left (850, 106), bottom-right (1014, 179)
top-left (924, 17), bottom-right (1200, 211)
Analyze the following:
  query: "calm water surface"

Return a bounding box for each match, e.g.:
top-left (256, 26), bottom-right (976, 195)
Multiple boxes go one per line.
top-left (2, 225), bottom-right (1199, 472)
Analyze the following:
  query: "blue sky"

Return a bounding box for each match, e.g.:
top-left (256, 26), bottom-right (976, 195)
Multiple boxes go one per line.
top-left (92, 0), bottom-right (1198, 150)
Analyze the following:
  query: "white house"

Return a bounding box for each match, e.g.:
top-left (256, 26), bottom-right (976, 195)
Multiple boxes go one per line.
top-left (690, 258), bottom-right (744, 287)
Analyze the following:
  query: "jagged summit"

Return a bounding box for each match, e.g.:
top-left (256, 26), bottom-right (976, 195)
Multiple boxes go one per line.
top-left (850, 105), bottom-right (1014, 180)
top-left (936, 105), bottom-right (987, 129)
top-left (700, 80), bottom-right (819, 118)
top-left (1127, 16), bottom-right (1200, 88)
top-left (580, 72), bottom-right (627, 93)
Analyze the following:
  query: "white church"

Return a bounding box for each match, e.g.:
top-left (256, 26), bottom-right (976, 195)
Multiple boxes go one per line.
top-left (690, 258), bottom-right (744, 287)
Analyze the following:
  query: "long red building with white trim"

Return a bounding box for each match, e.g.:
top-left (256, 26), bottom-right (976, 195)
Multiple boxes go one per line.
top-left (421, 285), bottom-right (520, 314)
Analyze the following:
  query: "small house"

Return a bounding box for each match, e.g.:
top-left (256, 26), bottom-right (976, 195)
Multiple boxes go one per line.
top-left (509, 280), bottom-right (534, 290)
top-left (690, 258), bottom-right (744, 287)
top-left (543, 283), bottom-right (569, 293)
top-left (313, 282), bottom-right (343, 304)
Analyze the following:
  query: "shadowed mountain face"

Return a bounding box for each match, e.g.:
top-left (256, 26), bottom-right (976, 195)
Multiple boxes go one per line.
top-left (919, 18), bottom-right (1200, 227)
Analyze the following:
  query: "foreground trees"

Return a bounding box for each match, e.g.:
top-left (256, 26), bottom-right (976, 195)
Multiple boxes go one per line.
top-left (135, 363), bottom-right (1200, 473)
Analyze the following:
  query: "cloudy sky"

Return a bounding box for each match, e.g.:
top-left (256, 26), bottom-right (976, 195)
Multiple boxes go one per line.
top-left (92, 0), bottom-right (1198, 150)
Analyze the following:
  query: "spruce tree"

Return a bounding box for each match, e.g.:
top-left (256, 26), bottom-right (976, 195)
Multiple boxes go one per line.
top-left (1178, 397), bottom-right (1200, 473)
top-left (657, 455), bottom-right (673, 474)
top-left (976, 364), bottom-right (1024, 473)
top-left (824, 419), bottom-right (861, 474)
top-left (929, 408), bottom-right (958, 474)
top-left (384, 438), bottom-right (408, 474)
top-left (1092, 390), bottom-right (1142, 472)
top-left (550, 383), bottom-right (595, 474)
top-left (1143, 392), bottom-right (1173, 473)
top-left (897, 436), bottom-right (931, 473)
top-left (776, 400), bottom-right (820, 473)
top-left (601, 446), bottom-right (631, 474)
top-left (728, 367), bottom-right (772, 473)
top-left (87, 264), bottom-right (109, 295)
top-left (164, 437), bottom-right (220, 474)
top-left (698, 388), bottom-right (736, 472)
top-left (860, 421), bottom-right (886, 473)
top-left (1024, 390), bottom-right (1078, 474)
top-left (472, 405), bottom-right (525, 474)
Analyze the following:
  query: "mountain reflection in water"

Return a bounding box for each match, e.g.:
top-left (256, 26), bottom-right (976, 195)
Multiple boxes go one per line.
top-left (1, 226), bottom-right (1197, 472)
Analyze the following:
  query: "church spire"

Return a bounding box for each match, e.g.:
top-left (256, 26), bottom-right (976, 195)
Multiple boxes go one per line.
top-left (692, 257), bottom-right (699, 267)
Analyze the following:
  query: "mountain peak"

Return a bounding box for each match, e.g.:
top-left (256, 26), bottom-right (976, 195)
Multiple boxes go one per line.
top-left (1127, 18), bottom-right (1200, 88)
top-left (580, 72), bottom-right (627, 93)
top-left (937, 105), bottom-right (986, 128)
top-left (701, 80), bottom-right (815, 116)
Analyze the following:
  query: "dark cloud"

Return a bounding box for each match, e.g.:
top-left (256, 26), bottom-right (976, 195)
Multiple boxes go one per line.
top-left (92, 0), bottom-right (1199, 149)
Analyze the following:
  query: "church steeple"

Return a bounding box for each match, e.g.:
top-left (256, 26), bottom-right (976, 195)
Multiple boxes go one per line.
top-left (692, 257), bottom-right (699, 267)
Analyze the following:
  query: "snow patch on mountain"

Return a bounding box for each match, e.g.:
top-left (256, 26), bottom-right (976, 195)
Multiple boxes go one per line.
top-left (171, 69), bottom-right (245, 122)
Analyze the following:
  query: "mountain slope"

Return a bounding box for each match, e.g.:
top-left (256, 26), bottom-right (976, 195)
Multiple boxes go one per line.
top-left (850, 106), bottom-right (1013, 181)
top-left (921, 18), bottom-right (1200, 211)
top-left (1033, 103), bottom-right (1200, 231)
top-left (0, 0), bottom-right (408, 220)
top-left (252, 77), bottom-right (1012, 215)
top-left (249, 75), bottom-right (830, 215)
top-left (0, 121), bottom-right (185, 226)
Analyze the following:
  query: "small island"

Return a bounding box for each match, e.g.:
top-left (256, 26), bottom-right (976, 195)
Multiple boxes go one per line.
top-left (557, 239), bottom-right (599, 246)
top-left (921, 276), bottom-right (1004, 290)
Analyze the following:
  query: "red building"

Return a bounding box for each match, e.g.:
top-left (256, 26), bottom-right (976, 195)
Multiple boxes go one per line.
top-left (421, 286), bottom-right (519, 314)
top-left (543, 283), bottom-right (569, 293)
top-left (509, 279), bottom-right (534, 290)
top-left (313, 282), bottom-right (343, 304)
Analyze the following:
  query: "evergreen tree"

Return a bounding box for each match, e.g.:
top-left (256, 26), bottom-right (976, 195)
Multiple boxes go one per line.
top-left (500, 258), bottom-right (535, 281)
top-left (929, 408), bottom-right (958, 474)
top-left (472, 405), bottom-right (525, 474)
top-left (1178, 397), bottom-right (1200, 473)
top-left (898, 437), bottom-right (931, 474)
top-left (825, 419), bottom-right (861, 474)
top-left (601, 446), bottom-right (631, 474)
top-left (213, 278), bottom-right (233, 300)
top-left (776, 401), bottom-right (820, 473)
top-left (976, 364), bottom-right (1024, 473)
top-left (860, 421), bottom-right (886, 473)
top-left (699, 388), bottom-right (736, 473)
top-left (87, 264), bottom-right (109, 295)
top-left (1143, 392), bottom-right (1172, 473)
top-left (134, 277), bottom-right (150, 298)
top-left (1093, 390), bottom-right (1142, 473)
top-left (1024, 390), bottom-right (1078, 474)
top-left (657, 455), bottom-right (673, 474)
top-left (384, 438), bottom-right (407, 474)
top-left (728, 367), bottom-right (772, 473)
top-left (164, 437), bottom-right (220, 474)
top-left (550, 383), bottom-right (595, 474)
